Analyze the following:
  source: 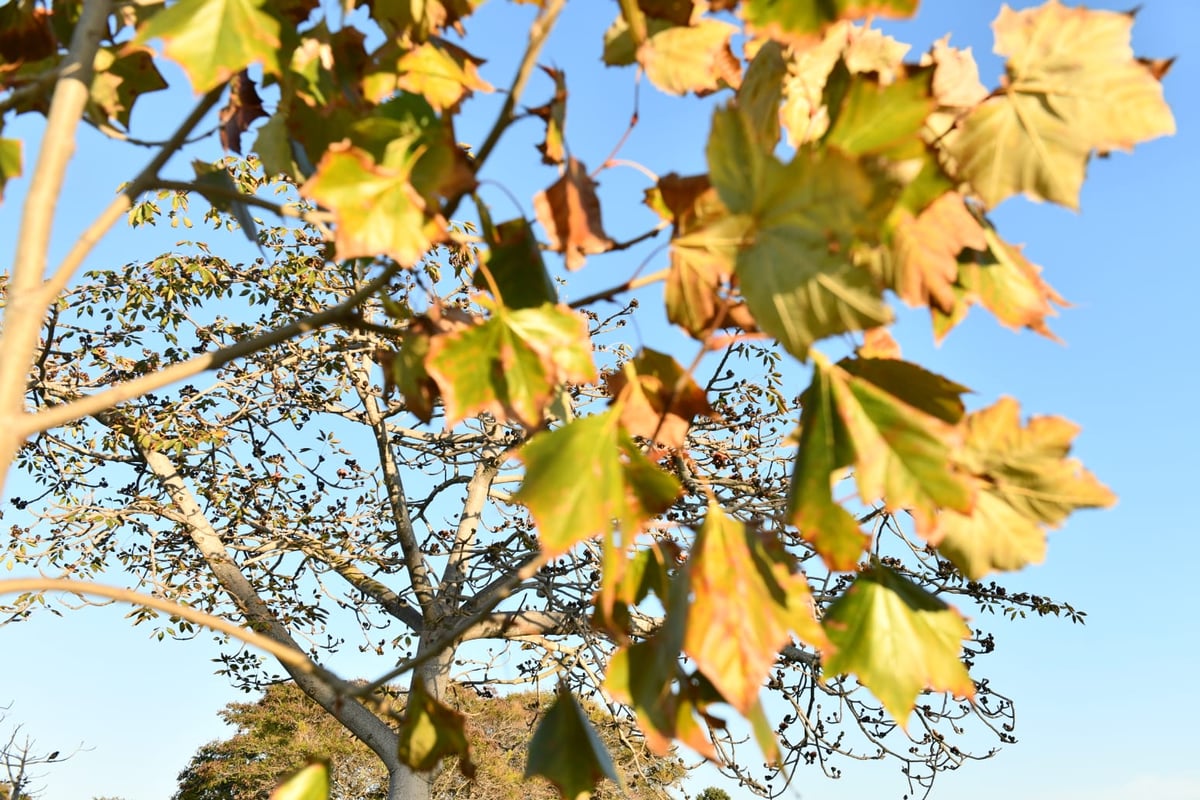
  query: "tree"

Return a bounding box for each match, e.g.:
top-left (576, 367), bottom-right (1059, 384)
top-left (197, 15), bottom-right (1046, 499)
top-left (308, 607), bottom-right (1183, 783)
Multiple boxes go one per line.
top-left (695, 789), bottom-right (730, 800)
top-left (173, 681), bottom-right (684, 800)
top-left (0, 705), bottom-right (75, 800)
top-left (0, 2), bottom-right (1174, 800)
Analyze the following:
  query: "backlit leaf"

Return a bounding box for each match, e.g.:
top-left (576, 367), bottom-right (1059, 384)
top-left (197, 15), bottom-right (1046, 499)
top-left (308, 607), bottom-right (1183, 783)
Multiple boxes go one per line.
top-left (638, 19), bottom-right (740, 96)
top-left (364, 39), bottom-right (492, 111)
top-left (367, 0), bottom-right (484, 41)
top-left (397, 677), bottom-right (476, 778)
top-left (605, 349), bottom-right (713, 450)
top-left (824, 63), bottom-right (934, 159)
top-left (89, 46), bottom-right (168, 130)
top-left (886, 191), bottom-right (986, 312)
top-left (217, 70), bottom-right (266, 154)
top-left (533, 157), bottom-right (614, 270)
top-left (300, 140), bottom-right (447, 265)
top-left (930, 397), bottom-right (1115, 578)
top-left (425, 302), bottom-right (596, 429)
top-left (0, 137), bottom-right (21, 204)
top-left (685, 504), bottom-right (829, 713)
top-left (741, 0), bottom-right (918, 44)
top-left (822, 564), bottom-right (975, 727)
top-left (132, 0), bottom-right (283, 92)
top-left (707, 106), bottom-right (892, 358)
top-left (526, 66), bottom-right (568, 165)
top-left (513, 411), bottom-right (680, 557)
top-left (474, 216), bottom-right (557, 309)
top-left (268, 761), bottom-right (329, 800)
top-left (947, 0), bottom-right (1174, 209)
top-left (525, 685), bottom-right (623, 800)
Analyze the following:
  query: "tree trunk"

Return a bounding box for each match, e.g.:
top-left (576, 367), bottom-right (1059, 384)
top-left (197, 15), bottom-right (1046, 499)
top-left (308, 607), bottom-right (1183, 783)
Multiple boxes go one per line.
top-left (387, 648), bottom-right (454, 800)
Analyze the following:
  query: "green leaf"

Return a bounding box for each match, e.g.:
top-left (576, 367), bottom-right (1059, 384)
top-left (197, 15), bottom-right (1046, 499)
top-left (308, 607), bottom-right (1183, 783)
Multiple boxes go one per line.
top-left (741, 0), bottom-right (918, 43)
top-left (931, 397), bottom-right (1115, 579)
top-left (132, 0), bottom-right (283, 92)
top-left (525, 685), bottom-right (623, 800)
top-left (0, 137), bottom-right (21, 204)
top-left (513, 411), bottom-right (681, 557)
top-left (947, 1), bottom-right (1174, 209)
top-left (685, 504), bottom-right (829, 713)
top-left (821, 564), bottom-right (974, 727)
top-left (823, 62), bottom-right (934, 158)
top-left (397, 677), bottom-right (476, 777)
top-left (707, 106), bottom-right (892, 358)
top-left (268, 760), bottom-right (329, 800)
top-left (191, 160), bottom-right (258, 242)
top-left (89, 46), bottom-right (168, 129)
top-left (789, 355), bottom-right (971, 565)
top-left (425, 302), bottom-right (595, 428)
top-left (474, 217), bottom-right (557, 309)
top-left (300, 141), bottom-right (447, 265)
top-left (736, 39), bottom-right (787, 147)
top-left (252, 111), bottom-right (304, 179)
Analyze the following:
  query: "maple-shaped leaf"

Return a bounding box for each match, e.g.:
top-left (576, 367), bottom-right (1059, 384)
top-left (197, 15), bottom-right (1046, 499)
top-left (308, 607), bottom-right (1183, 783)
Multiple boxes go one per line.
top-left (790, 355), bottom-right (972, 567)
top-left (88, 46), bottom-right (168, 130)
top-left (366, 0), bottom-right (483, 41)
top-left (886, 191), bottom-right (986, 312)
top-left (525, 685), bottom-right (623, 800)
top-left (685, 504), bottom-right (829, 713)
top-left (947, 1), bottom-right (1174, 209)
top-left (0, 137), bottom-right (21, 205)
top-left (131, 0), bottom-right (284, 93)
top-left (933, 223), bottom-right (1066, 342)
top-left (364, 38), bottom-right (492, 111)
top-left (605, 349), bottom-right (713, 450)
top-left (268, 760), bottom-right (330, 800)
top-left (218, 70), bottom-right (267, 153)
top-left (474, 216), bottom-right (557, 310)
top-left (425, 302), bottom-right (595, 429)
top-left (822, 563), bottom-right (975, 727)
top-left (300, 140), bottom-right (447, 265)
top-left (707, 105), bottom-right (892, 358)
top-left (823, 61), bottom-right (934, 159)
top-left (741, 0), bottom-right (917, 45)
top-left (736, 40), bottom-right (787, 147)
top-left (930, 397), bottom-right (1115, 579)
top-left (922, 36), bottom-right (988, 110)
top-left (526, 65), bottom-right (567, 165)
top-left (638, 19), bottom-right (741, 96)
top-left (397, 677), bottom-right (476, 778)
top-left (513, 411), bottom-right (680, 557)
top-left (533, 157), bottom-right (614, 270)
top-left (780, 22), bottom-right (910, 147)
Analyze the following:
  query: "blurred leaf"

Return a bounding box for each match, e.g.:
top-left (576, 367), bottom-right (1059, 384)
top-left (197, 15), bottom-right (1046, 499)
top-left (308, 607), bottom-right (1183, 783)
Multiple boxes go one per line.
top-left (741, 0), bottom-right (918, 43)
top-left (525, 685), bottom-right (623, 800)
top-left (533, 157), bottom-right (614, 270)
top-left (397, 677), bottom-right (476, 778)
top-left (526, 65), bottom-right (568, 165)
top-left (268, 760), bottom-right (330, 800)
top-left (605, 348), bottom-right (713, 450)
top-left (514, 411), bottom-right (680, 557)
top-left (218, 70), bottom-right (267, 153)
top-left (0, 137), bottom-right (21, 204)
top-left (132, 0), bottom-right (284, 92)
top-left (638, 19), bottom-right (740, 96)
top-left (822, 564), bottom-right (974, 727)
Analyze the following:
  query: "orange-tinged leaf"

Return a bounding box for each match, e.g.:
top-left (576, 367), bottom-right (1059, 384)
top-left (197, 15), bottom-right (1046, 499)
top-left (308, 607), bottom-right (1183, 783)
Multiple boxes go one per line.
top-left (741, 0), bottom-right (918, 45)
top-left (638, 19), bottom-right (740, 96)
top-left (605, 349), bottom-right (713, 450)
top-left (790, 355), bottom-right (971, 565)
top-left (513, 411), bottom-right (681, 557)
top-left (533, 157), bottom-right (614, 270)
top-left (526, 65), bottom-right (568, 165)
top-left (857, 327), bottom-right (900, 359)
top-left (525, 685), bottom-right (623, 800)
top-left (365, 38), bottom-right (492, 111)
top-left (887, 191), bottom-right (987, 312)
top-left (933, 223), bottom-right (1066, 342)
top-left (425, 302), bottom-right (596, 429)
top-left (685, 504), bottom-right (829, 713)
top-left (947, 1), bottom-right (1174, 209)
top-left (822, 564), bottom-right (975, 728)
top-left (131, 0), bottom-right (283, 93)
top-left (268, 760), bottom-right (329, 800)
top-left (397, 677), bottom-right (476, 778)
top-left (929, 397), bottom-right (1115, 579)
top-left (367, 0), bottom-right (484, 41)
top-left (300, 141), bottom-right (447, 265)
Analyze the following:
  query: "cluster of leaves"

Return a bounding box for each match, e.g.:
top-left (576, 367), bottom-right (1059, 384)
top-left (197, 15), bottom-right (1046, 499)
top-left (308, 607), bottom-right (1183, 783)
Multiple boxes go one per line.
top-left (0, 1), bottom-right (1174, 800)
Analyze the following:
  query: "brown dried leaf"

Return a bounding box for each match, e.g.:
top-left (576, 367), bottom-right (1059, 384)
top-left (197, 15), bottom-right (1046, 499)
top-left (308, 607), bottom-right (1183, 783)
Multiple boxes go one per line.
top-left (605, 349), bottom-right (713, 450)
top-left (219, 70), bottom-right (268, 154)
top-left (532, 157), bottom-right (614, 270)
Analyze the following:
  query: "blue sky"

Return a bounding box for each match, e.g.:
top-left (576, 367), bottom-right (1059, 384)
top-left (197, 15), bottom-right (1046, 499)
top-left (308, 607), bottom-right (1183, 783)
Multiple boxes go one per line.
top-left (1, 1), bottom-right (1198, 799)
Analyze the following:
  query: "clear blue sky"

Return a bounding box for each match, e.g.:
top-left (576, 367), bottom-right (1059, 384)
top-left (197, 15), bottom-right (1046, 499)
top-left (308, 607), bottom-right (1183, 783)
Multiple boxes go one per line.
top-left (1, 1), bottom-right (1197, 799)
